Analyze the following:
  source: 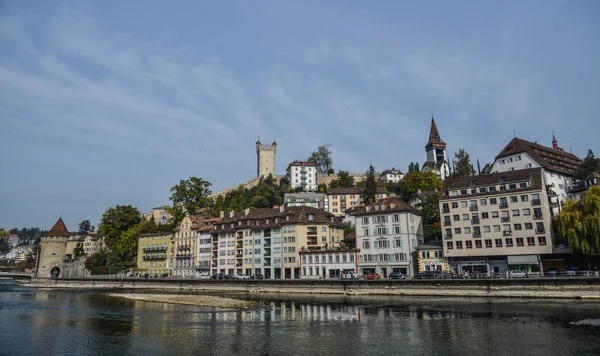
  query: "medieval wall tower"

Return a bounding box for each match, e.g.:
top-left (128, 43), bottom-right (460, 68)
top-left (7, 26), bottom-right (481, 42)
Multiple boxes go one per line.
top-left (38, 217), bottom-right (71, 278)
top-left (256, 138), bottom-right (277, 178)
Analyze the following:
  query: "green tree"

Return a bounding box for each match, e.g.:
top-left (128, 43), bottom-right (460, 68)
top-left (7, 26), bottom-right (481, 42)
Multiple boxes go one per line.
top-left (398, 171), bottom-right (443, 200)
top-left (576, 149), bottom-right (600, 180)
top-left (329, 170), bottom-right (355, 188)
top-left (408, 162), bottom-right (421, 173)
top-left (421, 193), bottom-right (441, 225)
top-left (98, 205), bottom-right (143, 252)
top-left (117, 219), bottom-right (158, 263)
top-left (73, 242), bottom-right (85, 259)
top-left (169, 176), bottom-right (213, 216)
top-left (363, 165), bottom-right (378, 204)
top-left (165, 204), bottom-right (186, 228)
top-left (78, 220), bottom-right (95, 235)
top-left (343, 221), bottom-right (355, 236)
top-left (318, 183), bottom-right (328, 193)
top-left (555, 186), bottom-right (600, 255)
top-left (308, 144), bottom-right (334, 175)
top-left (452, 148), bottom-right (476, 178)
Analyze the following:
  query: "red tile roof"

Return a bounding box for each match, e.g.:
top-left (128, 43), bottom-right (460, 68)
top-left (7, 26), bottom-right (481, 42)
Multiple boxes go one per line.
top-left (351, 197), bottom-right (422, 216)
top-left (43, 217), bottom-right (71, 237)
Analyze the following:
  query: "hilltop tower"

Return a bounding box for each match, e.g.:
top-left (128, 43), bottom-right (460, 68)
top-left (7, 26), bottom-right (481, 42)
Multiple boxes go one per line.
top-left (423, 115), bottom-right (450, 180)
top-left (256, 137), bottom-right (277, 178)
top-left (38, 217), bottom-right (71, 278)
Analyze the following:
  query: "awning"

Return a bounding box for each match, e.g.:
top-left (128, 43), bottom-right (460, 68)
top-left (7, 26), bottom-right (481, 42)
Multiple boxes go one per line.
top-left (507, 255), bottom-right (539, 265)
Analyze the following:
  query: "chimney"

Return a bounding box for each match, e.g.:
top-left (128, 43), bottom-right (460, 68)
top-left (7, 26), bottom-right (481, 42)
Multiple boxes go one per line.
top-left (229, 210), bottom-right (234, 218)
top-left (280, 206), bottom-right (285, 212)
top-left (219, 211), bottom-right (224, 218)
top-left (244, 208), bottom-right (250, 216)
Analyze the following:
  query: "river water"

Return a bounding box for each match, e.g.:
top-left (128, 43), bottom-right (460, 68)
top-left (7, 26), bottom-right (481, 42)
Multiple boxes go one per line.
top-left (1, 280), bottom-right (600, 356)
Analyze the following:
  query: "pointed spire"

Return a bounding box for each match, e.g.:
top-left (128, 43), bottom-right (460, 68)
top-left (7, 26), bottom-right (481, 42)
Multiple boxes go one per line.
top-left (43, 217), bottom-right (71, 237)
top-left (426, 114), bottom-right (446, 147)
top-left (552, 131), bottom-right (560, 149)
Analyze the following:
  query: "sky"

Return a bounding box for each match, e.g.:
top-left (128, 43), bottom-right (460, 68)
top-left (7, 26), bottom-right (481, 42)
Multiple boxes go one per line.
top-left (1, 0), bottom-right (599, 230)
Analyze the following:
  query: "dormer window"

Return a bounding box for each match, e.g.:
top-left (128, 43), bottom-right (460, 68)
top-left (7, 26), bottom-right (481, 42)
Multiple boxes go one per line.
top-left (308, 214), bottom-right (315, 221)
top-left (266, 219), bottom-right (269, 224)
top-left (275, 218), bottom-right (279, 223)
top-left (286, 215), bottom-right (290, 221)
top-left (380, 205), bottom-right (385, 210)
top-left (390, 204), bottom-right (396, 209)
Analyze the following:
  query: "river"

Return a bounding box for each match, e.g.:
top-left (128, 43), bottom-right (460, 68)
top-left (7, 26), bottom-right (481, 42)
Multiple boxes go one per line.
top-left (1, 280), bottom-right (600, 355)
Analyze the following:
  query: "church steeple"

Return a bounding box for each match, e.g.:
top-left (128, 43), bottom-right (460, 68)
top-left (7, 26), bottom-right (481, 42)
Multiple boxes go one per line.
top-left (426, 114), bottom-right (446, 148)
top-left (552, 131), bottom-right (560, 150)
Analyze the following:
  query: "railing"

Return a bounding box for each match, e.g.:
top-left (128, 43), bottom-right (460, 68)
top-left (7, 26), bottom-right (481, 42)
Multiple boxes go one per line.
top-left (443, 221), bottom-right (451, 226)
top-left (307, 231), bottom-right (317, 236)
top-left (536, 229), bottom-right (546, 234)
top-left (501, 217), bottom-right (510, 222)
top-left (469, 205), bottom-right (478, 211)
top-left (503, 231), bottom-right (513, 236)
top-left (472, 232), bottom-right (481, 238)
top-left (533, 215), bottom-right (543, 220)
top-left (444, 233), bottom-right (453, 239)
top-left (442, 208), bottom-right (450, 214)
top-left (500, 202), bottom-right (509, 208)
top-left (531, 199), bottom-right (541, 206)
top-left (264, 252), bottom-right (271, 257)
top-left (471, 218), bottom-right (480, 225)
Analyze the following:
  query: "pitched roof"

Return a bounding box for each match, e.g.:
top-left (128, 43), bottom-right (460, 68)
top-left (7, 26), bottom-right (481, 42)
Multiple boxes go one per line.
top-left (495, 137), bottom-right (582, 176)
top-left (344, 231), bottom-right (356, 242)
top-left (426, 117), bottom-right (446, 148)
top-left (440, 168), bottom-right (543, 199)
top-left (43, 217), bottom-right (71, 237)
top-left (351, 197), bottom-right (422, 216)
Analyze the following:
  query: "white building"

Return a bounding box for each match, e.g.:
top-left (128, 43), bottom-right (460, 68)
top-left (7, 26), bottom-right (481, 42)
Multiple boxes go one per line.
top-left (287, 160), bottom-right (318, 192)
top-left (490, 135), bottom-right (582, 217)
top-left (197, 218), bottom-right (219, 277)
top-left (299, 249), bottom-right (359, 279)
top-left (352, 197), bottom-right (424, 278)
top-left (380, 168), bottom-right (404, 183)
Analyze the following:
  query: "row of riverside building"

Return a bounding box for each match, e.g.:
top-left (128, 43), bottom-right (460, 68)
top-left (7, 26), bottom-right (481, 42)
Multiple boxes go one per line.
top-left (37, 118), bottom-right (597, 279)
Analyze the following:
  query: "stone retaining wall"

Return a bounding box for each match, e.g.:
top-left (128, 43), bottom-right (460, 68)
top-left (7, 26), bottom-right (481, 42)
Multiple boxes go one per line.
top-left (26, 278), bottom-right (600, 300)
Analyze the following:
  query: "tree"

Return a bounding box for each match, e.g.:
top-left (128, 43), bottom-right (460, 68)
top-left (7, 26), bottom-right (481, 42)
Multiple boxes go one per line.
top-left (97, 205), bottom-right (143, 252)
top-left (576, 149), bottom-right (600, 180)
top-left (318, 183), bottom-right (328, 193)
top-left (73, 242), bottom-right (85, 259)
top-left (398, 171), bottom-right (443, 200)
top-left (308, 144), bottom-right (333, 175)
top-left (169, 176), bottom-right (213, 216)
top-left (117, 219), bottom-right (158, 263)
top-left (363, 165), bottom-right (378, 204)
top-left (408, 162), bottom-right (421, 173)
top-left (555, 186), bottom-right (600, 255)
top-left (78, 220), bottom-right (95, 235)
top-left (422, 193), bottom-right (441, 225)
top-left (329, 170), bottom-right (355, 188)
top-left (453, 148), bottom-right (476, 178)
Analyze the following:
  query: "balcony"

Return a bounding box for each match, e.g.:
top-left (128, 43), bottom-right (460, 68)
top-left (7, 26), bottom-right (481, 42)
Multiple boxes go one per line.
top-left (533, 214), bottom-right (543, 220)
top-left (307, 238), bottom-right (318, 246)
top-left (263, 263), bottom-right (271, 267)
top-left (443, 221), bottom-right (451, 227)
top-left (503, 231), bottom-right (513, 236)
top-left (264, 252), bottom-right (271, 257)
top-left (469, 205), bottom-right (478, 212)
top-left (444, 233), bottom-right (453, 240)
top-left (236, 262), bottom-right (243, 267)
top-left (472, 232), bottom-right (481, 238)
top-left (531, 199), bottom-right (541, 206)
top-left (307, 231), bottom-right (317, 236)
top-left (442, 208), bottom-right (450, 214)
top-left (499, 202), bottom-right (509, 208)
top-left (471, 218), bottom-right (480, 225)
top-left (501, 217), bottom-right (510, 222)
top-left (236, 253), bottom-right (243, 258)
top-left (536, 228), bottom-right (545, 234)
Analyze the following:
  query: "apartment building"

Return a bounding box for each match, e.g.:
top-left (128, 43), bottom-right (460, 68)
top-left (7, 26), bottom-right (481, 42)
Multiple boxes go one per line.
top-left (327, 187), bottom-right (388, 216)
top-left (287, 160), bottom-right (318, 192)
top-left (172, 215), bottom-right (204, 278)
top-left (211, 206), bottom-right (345, 279)
top-left (137, 232), bottom-right (173, 277)
top-left (197, 217), bottom-right (220, 276)
top-left (299, 249), bottom-right (359, 279)
top-left (352, 197), bottom-right (424, 278)
top-left (439, 168), bottom-right (558, 275)
top-left (283, 192), bottom-right (326, 209)
top-left (490, 136), bottom-right (582, 216)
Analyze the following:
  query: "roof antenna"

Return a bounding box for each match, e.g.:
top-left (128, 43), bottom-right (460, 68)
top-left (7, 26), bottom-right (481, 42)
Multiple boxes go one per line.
top-left (513, 130), bottom-right (516, 138)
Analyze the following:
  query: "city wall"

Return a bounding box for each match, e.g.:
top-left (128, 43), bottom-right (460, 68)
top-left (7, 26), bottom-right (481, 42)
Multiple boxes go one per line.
top-left (25, 278), bottom-right (600, 300)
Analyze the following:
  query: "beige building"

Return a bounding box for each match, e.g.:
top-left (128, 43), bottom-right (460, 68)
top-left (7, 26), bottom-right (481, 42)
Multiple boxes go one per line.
top-left (144, 207), bottom-right (172, 225)
top-left (416, 243), bottom-right (446, 273)
top-left (65, 234), bottom-right (106, 258)
top-left (172, 215), bottom-right (205, 278)
top-left (212, 206), bottom-right (345, 279)
top-left (326, 187), bottom-right (388, 216)
top-left (439, 168), bottom-right (558, 275)
top-left (38, 217), bottom-right (71, 278)
top-left (137, 232), bottom-right (173, 277)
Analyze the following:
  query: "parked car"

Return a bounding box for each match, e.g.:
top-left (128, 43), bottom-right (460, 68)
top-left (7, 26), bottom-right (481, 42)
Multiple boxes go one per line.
top-left (509, 270), bottom-right (528, 278)
top-left (413, 271), bottom-right (436, 279)
top-left (364, 273), bottom-right (380, 280)
top-left (253, 274), bottom-right (265, 280)
top-left (211, 273), bottom-right (224, 280)
top-left (236, 274), bottom-right (251, 280)
top-left (223, 274), bottom-right (234, 280)
top-left (388, 272), bottom-right (406, 280)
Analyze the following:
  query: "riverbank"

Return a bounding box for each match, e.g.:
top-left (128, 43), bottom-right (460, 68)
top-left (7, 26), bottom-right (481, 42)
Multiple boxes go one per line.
top-left (108, 293), bottom-right (258, 308)
top-left (22, 277), bottom-right (600, 300)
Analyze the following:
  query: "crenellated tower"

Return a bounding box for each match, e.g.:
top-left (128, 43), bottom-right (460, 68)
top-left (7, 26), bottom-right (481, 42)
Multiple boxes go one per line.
top-left (256, 137), bottom-right (277, 178)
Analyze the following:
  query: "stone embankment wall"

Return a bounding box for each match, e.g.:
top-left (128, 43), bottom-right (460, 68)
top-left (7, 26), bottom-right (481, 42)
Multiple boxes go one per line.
top-left (26, 278), bottom-right (600, 300)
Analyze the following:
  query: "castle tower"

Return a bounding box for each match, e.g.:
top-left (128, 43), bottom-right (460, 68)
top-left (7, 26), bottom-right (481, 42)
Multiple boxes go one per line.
top-left (38, 217), bottom-right (71, 278)
top-left (256, 137), bottom-right (277, 178)
top-left (423, 115), bottom-right (450, 180)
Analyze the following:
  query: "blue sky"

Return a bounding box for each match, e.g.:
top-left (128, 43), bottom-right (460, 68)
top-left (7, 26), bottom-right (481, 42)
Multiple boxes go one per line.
top-left (1, 0), bottom-right (598, 229)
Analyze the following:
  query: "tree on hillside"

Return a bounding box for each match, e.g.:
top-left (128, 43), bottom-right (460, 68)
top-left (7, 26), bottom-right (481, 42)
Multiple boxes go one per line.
top-left (318, 183), bottom-right (328, 193)
top-left (73, 242), bottom-right (85, 259)
top-left (169, 177), bottom-right (213, 217)
top-left (117, 219), bottom-right (159, 263)
top-left (308, 144), bottom-right (334, 175)
top-left (398, 171), bottom-right (443, 200)
top-left (78, 220), bottom-right (95, 235)
top-left (452, 148), bottom-right (476, 178)
top-left (408, 162), bottom-right (420, 173)
top-left (363, 165), bottom-right (378, 204)
top-left (576, 149), bottom-right (600, 180)
top-left (555, 186), bottom-right (600, 255)
top-left (329, 170), bottom-right (355, 188)
top-left (97, 205), bottom-right (143, 252)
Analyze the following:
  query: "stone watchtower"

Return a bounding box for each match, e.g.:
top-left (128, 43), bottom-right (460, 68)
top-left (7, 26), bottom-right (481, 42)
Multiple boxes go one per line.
top-left (256, 137), bottom-right (277, 178)
top-left (38, 217), bottom-right (71, 278)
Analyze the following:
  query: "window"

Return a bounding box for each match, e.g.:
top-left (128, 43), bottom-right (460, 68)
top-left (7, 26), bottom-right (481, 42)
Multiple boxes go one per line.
top-left (363, 229), bottom-right (369, 236)
top-left (482, 212), bottom-right (489, 219)
top-left (483, 226), bottom-right (491, 233)
top-left (514, 224), bottom-right (522, 231)
top-left (394, 239), bottom-right (402, 248)
top-left (520, 195), bottom-right (529, 202)
top-left (462, 214), bottom-right (469, 220)
top-left (525, 223), bottom-right (533, 230)
top-left (393, 214), bottom-right (399, 222)
top-left (523, 208), bottom-right (531, 216)
top-left (479, 187), bottom-right (487, 193)
top-left (516, 238), bottom-right (524, 247)
top-left (466, 240), bottom-right (473, 249)
top-left (519, 182), bottom-right (528, 188)
top-left (453, 215), bottom-right (460, 221)
top-left (456, 241), bottom-right (463, 249)
top-left (461, 201), bottom-right (468, 208)
top-left (509, 184), bottom-right (517, 190)
top-left (454, 228), bottom-right (461, 234)
top-left (538, 236), bottom-right (547, 246)
top-left (446, 241), bottom-right (453, 249)
top-left (475, 240), bottom-right (482, 248)
top-left (505, 238), bottom-right (513, 247)
top-left (491, 211), bottom-right (499, 218)
top-left (510, 196), bottom-right (518, 203)
top-left (489, 186), bottom-right (497, 192)
top-left (495, 239), bottom-right (503, 248)
top-left (362, 241), bottom-right (370, 249)
top-left (485, 239), bottom-right (492, 248)
top-left (464, 227), bottom-right (471, 234)
top-left (512, 209), bottom-right (520, 216)
top-left (452, 202), bottom-right (459, 208)
top-left (527, 237), bottom-right (535, 246)
top-left (394, 226), bottom-right (401, 234)
top-left (490, 198), bottom-right (497, 205)
top-left (480, 199), bottom-right (487, 206)
top-left (493, 225), bottom-right (501, 232)
top-left (461, 190), bottom-right (468, 195)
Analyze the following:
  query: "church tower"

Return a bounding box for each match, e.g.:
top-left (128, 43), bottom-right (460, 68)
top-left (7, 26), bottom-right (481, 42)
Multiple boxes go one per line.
top-left (423, 115), bottom-right (450, 180)
top-left (38, 217), bottom-right (71, 278)
top-left (256, 137), bottom-right (277, 178)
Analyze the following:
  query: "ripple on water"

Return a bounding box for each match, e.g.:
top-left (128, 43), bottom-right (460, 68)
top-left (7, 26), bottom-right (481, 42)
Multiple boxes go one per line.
top-left (571, 318), bottom-right (600, 327)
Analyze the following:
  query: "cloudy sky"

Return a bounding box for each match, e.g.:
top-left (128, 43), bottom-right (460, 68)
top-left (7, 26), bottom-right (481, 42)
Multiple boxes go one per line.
top-left (1, 1), bottom-right (598, 229)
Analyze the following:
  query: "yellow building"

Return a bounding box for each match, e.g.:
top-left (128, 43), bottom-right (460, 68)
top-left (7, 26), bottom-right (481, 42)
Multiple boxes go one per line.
top-left (416, 243), bottom-right (447, 273)
top-left (327, 187), bottom-right (388, 216)
top-left (137, 232), bottom-right (173, 277)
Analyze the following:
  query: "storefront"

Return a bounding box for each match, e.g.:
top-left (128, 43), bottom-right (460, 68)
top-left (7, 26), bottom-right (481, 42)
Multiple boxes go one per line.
top-left (507, 255), bottom-right (540, 273)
